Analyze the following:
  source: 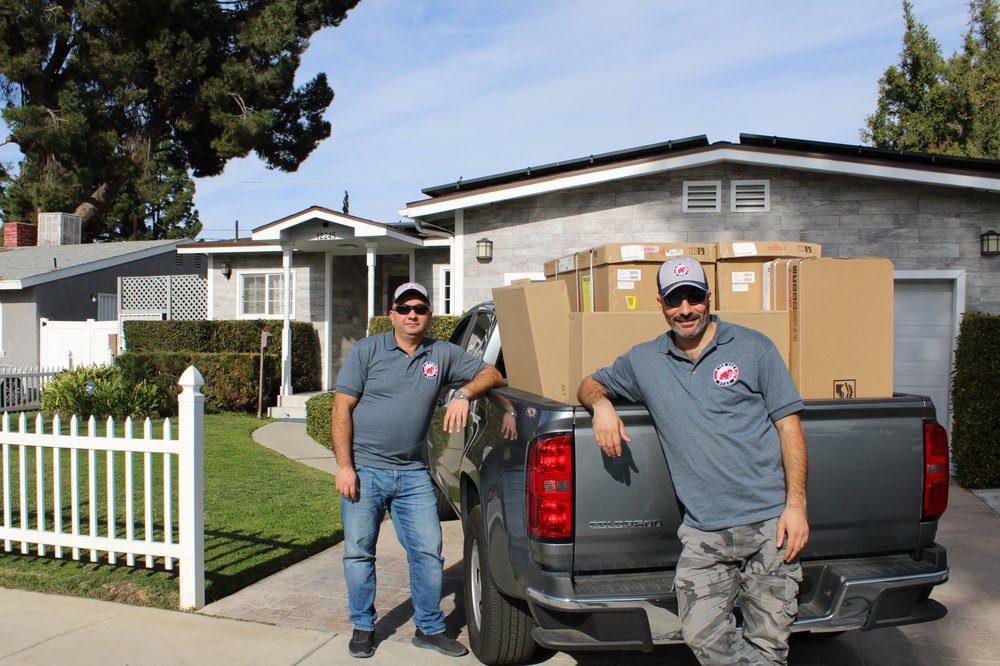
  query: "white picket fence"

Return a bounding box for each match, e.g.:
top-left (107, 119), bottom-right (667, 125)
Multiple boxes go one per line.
top-left (0, 366), bottom-right (205, 609)
top-left (0, 367), bottom-right (60, 412)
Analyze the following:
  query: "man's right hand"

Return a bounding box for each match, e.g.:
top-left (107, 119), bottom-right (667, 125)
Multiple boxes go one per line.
top-left (336, 467), bottom-right (359, 501)
top-left (593, 402), bottom-right (630, 458)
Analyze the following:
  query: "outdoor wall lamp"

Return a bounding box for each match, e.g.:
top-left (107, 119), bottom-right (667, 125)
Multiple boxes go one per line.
top-left (220, 261), bottom-right (232, 279)
top-left (89, 293), bottom-right (97, 303)
top-left (981, 230), bottom-right (1000, 256)
top-left (476, 238), bottom-right (494, 263)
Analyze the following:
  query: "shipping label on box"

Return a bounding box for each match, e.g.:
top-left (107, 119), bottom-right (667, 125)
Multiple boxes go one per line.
top-left (718, 240), bottom-right (822, 260)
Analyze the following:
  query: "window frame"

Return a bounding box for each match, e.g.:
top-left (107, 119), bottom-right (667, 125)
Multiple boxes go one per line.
top-left (236, 269), bottom-right (297, 319)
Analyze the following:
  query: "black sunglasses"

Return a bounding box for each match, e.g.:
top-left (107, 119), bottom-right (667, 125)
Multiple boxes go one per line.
top-left (664, 288), bottom-right (707, 308)
top-left (394, 304), bottom-right (431, 315)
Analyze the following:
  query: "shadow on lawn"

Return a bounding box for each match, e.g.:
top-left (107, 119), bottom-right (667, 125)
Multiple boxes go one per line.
top-left (203, 527), bottom-right (344, 602)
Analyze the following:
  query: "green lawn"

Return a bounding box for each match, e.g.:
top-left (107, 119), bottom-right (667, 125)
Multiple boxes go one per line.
top-left (0, 413), bottom-right (342, 608)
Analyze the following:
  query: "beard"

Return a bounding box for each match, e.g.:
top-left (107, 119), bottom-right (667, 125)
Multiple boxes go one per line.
top-left (669, 310), bottom-right (710, 339)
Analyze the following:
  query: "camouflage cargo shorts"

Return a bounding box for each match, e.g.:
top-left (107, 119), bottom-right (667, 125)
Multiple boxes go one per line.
top-left (675, 516), bottom-right (803, 665)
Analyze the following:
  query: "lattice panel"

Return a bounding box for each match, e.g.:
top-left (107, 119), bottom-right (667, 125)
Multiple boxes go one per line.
top-left (169, 274), bottom-right (206, 320)
top-left (121, 275), bottom-right (206, 321)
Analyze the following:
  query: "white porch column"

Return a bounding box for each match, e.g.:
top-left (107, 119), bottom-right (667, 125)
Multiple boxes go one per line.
top-left (453, 210), bottom-right (465, 312)
top-left (324, 251), bottom-right (334, 391)
top-left (280, 246), bottom-right (293, 396)
top-left (206, 255), bottom-right (215, 320)
top-left (408, 250), bottom-right (416, 282)
top-left (366, 243), bottom-right (377, 323)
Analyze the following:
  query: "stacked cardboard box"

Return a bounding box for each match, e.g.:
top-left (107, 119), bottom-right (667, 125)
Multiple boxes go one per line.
top-left (543, 242), bottom-right (716, 312)
top-left (716, 240), bottom-right (821, 311)
top-left (528, 241), bottom-right (895, 402)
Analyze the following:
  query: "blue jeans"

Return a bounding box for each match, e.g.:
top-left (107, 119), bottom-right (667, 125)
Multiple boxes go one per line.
top-left (341, 466), bottom-right (445, 634)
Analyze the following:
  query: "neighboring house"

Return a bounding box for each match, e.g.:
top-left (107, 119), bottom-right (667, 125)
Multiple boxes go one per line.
top-left (176, 209), bottom-right (450, 393)
top-left (180, 133), bottom-right (1000, 430)
top-left (0, 223), bottom-right (203, 368)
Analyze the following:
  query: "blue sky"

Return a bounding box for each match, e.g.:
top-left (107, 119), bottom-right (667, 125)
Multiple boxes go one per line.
top-left (0, 0), bottom-right (976, 239)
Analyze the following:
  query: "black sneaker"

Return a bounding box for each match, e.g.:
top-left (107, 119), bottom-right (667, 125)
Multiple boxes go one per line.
top-left (348, 628), bottom-right (375, 658)
top-left (412, 629), bottom-right (469, 657)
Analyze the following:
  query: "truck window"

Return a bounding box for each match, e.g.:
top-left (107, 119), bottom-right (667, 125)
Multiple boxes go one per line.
top-left (465, 312), bottom-right (493, 359)
top-left (449, 315), bottom-right (472, 346)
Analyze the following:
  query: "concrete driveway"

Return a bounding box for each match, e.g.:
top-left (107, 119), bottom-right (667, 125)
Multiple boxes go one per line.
top-left (198, 481), bottom-right (999, 665)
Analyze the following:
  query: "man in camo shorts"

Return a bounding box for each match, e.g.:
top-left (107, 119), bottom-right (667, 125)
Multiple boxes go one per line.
top-left (578, 257), bottom-right (809, 665)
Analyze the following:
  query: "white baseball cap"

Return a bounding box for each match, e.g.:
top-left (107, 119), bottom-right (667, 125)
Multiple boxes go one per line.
top-left (656, 257), bottom-right (709, 298)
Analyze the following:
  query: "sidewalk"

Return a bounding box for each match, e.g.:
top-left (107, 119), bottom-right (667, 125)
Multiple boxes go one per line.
top-left (1, 419), bottom-right (998, 665)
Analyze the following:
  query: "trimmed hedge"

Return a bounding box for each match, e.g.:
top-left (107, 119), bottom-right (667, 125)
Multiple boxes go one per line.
top-left (367, 315), bottom-right (461, 341)
top-left (306, 391), bottom-right (335, 451)
top-left (123, 319), bottom-right (321, 393)
top-left (951, 313), bottom-right (1000, 488)
top-left (116, 351), bottom-right (278, 415)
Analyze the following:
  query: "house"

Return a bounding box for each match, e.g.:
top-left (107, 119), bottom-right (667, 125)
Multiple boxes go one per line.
top-left (182, 133), bottom-right (1000, 430)
top-left (0, 213), bottom-right (204, 368)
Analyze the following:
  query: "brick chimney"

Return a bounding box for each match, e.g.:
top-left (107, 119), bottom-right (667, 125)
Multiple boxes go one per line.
top-left (3, 222), bottom-right (38, 247)
top-left (37, 212), bottom-right (82, 246)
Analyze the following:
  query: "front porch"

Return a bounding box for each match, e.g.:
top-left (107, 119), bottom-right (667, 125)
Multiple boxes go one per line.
top-left (178, 207), bottom-right (453, 397)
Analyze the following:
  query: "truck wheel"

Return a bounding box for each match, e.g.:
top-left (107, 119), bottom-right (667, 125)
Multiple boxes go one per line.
top-left (464, 505), bottom-right (537, 665)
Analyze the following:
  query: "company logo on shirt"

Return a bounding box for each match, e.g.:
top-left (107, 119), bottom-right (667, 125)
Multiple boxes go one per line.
top-left (712, 362), bottom-right (740, 387)
top-left (421, 361), bottom-right (440, 379)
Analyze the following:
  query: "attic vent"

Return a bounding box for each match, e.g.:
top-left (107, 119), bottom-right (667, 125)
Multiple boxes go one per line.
top-left (175, 254), bottom-right (184, 266)
top-left (731, 180), bottom-right (770, 212)
top-left (682, 181), bottom-right (721, 213)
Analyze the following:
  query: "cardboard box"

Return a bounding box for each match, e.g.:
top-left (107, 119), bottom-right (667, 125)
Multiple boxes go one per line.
top-left (716, 240), bottom-right (822, 311)
top-left (543, 253), bottom-right (583, 310)
top-left (715, 311), bottom-right (791, 368)
top-left (492, 280), bottom-right (668, 404)
top-left (574, 242), bottom-right (717, 312)
top-left (788, 257), bottom-right (894, 399)
top-left (568, 312), bottom-right (668, 400)
top-left (762, 258), bottom-right (798, 311)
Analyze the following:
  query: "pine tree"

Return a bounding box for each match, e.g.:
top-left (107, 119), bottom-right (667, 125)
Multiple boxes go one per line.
top-left (865, 0), bottom-right (1000, 158)
top-left (0, 0), bottom-right (360, 239)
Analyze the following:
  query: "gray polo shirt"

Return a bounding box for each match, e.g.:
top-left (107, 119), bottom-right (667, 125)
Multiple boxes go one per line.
top-left (592, 317), bottom-right (803, 531)
top-left (336, 332), bottom-right (487, 470)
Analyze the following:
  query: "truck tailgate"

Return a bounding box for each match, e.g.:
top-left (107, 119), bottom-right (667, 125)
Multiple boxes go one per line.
top-left (572, 397), bottom-right (930, 574)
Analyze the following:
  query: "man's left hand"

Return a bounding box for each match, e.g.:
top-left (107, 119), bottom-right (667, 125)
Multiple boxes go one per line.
top-left (443, 396), bottom-right (470, 433)
top-left (776, 505), bottom-right (809, 562)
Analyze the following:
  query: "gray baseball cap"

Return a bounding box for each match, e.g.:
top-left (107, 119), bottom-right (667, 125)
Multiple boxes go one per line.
top-left (393, 281), bottom-right (430, 303)
top-left (656, 257), bottom-right (709, 298)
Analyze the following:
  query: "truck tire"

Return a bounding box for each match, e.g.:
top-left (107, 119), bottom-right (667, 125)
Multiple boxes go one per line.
top-left (464, 505), bottom-right (537, 665)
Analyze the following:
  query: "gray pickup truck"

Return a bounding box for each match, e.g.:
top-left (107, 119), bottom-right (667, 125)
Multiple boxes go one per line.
top-left (427, 302), bottom-right (950, 665)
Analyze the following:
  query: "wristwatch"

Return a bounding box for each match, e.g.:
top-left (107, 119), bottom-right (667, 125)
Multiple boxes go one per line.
top-left (453, 389), bottom-right (469, 401)
top-left (504, 409), bottom-right (517, 417)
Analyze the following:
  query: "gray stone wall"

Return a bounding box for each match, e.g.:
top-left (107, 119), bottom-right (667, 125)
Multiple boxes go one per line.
top-left (460, 164), bottom-right (1000, 313)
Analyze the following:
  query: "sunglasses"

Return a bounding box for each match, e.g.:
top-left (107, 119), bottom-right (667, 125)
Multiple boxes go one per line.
top-left (663, 288), bottom-right (707, 308)
top-left (394, 304), bottom-right (431, 315)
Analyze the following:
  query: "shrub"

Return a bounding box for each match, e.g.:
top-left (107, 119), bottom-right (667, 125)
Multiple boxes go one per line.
top-left (41, 365), bottom-right (161, 419)
top-left (116, 351), bottom-right (277, 415)
top-left (306, 391), bottom-right (335, 450)
top-left (951, 313), bottom-right (1000, 488)
top-left (123, 319), bottom-right (320, 393)
top-left (367, 315), bottom-right (461, 341)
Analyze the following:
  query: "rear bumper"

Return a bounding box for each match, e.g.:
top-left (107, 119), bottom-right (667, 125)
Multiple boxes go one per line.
top-left (524, 545), bottom-right (949, 652)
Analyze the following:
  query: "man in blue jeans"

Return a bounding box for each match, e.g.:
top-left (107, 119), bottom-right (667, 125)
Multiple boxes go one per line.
top-left (333, 282), bottom-right (502, 658)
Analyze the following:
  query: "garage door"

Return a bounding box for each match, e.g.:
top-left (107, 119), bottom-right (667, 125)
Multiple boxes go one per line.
top-left (893, 280), bottom-right (956, 433)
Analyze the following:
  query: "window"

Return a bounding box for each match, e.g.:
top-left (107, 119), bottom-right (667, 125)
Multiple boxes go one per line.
top-left (436, 265), bottom-right (453, 315)
top-left (238, 271), bottom-right (295, 318)
top-left (731, 180), bottom-right (770, 212)
top-left (683, 180), bottom-right (721, 212)
top-left (97, 293), bottom-right (116, 321)
top-left (465, 312), bottom-right (493, 359)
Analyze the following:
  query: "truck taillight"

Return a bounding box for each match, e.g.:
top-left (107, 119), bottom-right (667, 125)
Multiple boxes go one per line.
top-left (527, 434), bottom-right (573, 540)
top-left (922, 422), bottom-right (949, 521)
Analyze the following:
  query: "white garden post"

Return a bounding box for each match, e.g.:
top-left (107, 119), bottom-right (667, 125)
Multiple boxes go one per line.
top-left (177, 365), bottom-right (205, 609)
